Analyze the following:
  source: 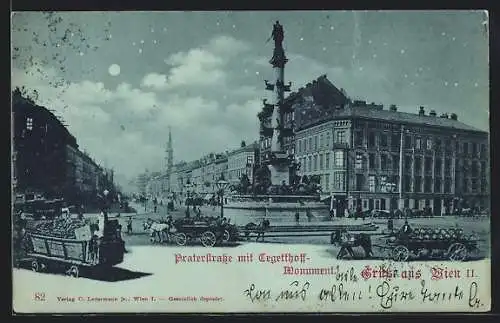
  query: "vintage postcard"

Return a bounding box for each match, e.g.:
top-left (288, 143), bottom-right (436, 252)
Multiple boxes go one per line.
top-left (11, 10), bottom-right (491, 313)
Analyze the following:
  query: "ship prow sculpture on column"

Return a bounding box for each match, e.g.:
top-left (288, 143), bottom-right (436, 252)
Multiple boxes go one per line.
top-left (260, 21), bottom-right (293, 186)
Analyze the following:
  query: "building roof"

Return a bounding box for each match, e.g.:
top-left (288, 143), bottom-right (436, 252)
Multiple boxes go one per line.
top-left (284, 74), bottom-right (349, 108)
top-left (12, 89), bottom-right (79, 146)
top-left (286, 77), bottom-right (487, 134)
top-left (348, 106), bottom-right (485, 133)
top-left (227, 141), bottom-right (258, 156)
top-left (297, 104), bottom-right (486, 134)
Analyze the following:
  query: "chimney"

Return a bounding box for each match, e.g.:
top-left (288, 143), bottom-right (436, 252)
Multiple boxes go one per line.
top-left (429, 110), bottom-right (437, 117)
top-left (389, 104), bottom-right (397, 112)
top-left (450, 113), bottom-right (458, 120)
top-left (418, 106), bottom-right (425, 116)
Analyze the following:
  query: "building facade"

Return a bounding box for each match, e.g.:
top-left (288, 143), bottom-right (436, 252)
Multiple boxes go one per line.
top-left (214, 155), bottom-right (229, 184)
top-left (295, 99), bottom-right (489, 216)
top-left (227, 142), bottom-right (258, 187)
top-left (12, 89), bottom-right (114, 205)
top-left (167, 144), bottom-right (255, 197)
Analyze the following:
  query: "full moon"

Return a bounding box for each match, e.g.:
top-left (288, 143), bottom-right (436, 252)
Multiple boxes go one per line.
top-left (108, 64), bottom-right (121, 76)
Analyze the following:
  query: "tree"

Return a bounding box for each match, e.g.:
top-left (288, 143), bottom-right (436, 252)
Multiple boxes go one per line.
top-left (241, 140), bottom-right (246, 147)
top-left (310, 175), bottom-right (321, 184)
top-left (240, 174), bottom-right (251, 194)
top-left (254, 166), bottom-right (271, 195)
top-left (306, 175), bottom-right (322, 195)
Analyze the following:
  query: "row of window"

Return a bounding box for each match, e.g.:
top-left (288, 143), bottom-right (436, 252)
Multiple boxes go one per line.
top-left (355, 153), bottom-right (487, 177)
top-left (316, 172), bottom-right (346, 192)
top-left (228, 155), bottom-right (254, 169)
top-left (354, 131), bottom-right (400, 148)
top-left (296, 130), bottom-right (347, 153)
top-left (300, 150), bottom-right (345, 173)
top-left (261, 138), bottom-right (272, 149)
top-left (353, 174), bottom-right (487, 194)
top-left (356, 129), bottom-right (487, 158)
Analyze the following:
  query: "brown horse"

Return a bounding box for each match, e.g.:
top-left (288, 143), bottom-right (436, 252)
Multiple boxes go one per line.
top-left (244, 219), bottom-right (270, 242)
top-left (330, 229), bottom-right (374, 259)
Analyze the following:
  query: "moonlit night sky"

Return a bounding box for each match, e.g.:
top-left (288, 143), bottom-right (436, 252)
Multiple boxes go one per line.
top-left (11, 11), bottom-right (489, 188)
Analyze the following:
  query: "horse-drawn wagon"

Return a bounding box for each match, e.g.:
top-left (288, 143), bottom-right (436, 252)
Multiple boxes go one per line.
top-left (171, 218), bottom-right (232, 247)
top-left (384, 227), bottom-right (480, 262)
top-left (143, 217), bottom-right (239, 246)
top-left (19, 217), bottom-right (125, 278)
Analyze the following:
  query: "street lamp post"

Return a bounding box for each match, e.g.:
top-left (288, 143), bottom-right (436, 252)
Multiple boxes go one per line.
top-left (184, 181), bottom-right (193, 217)
top-left (216, 177), bottom-right (229, 219)
top-left (102, 189), bottom-right (110, 222)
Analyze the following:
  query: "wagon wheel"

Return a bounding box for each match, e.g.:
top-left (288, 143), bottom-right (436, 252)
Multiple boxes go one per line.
top-left (448, 242), bottom-right (468, 261)
top-left (31, 259), bottom-right (40, 272)
top-left (66, 265), bottom-right (79, 278)
top-left (201, 231), bottom-right (217, 247)
top-left (392, 245), bottom-right (410, 262)
top-left (175, 233), bottom-right (187, 246)
top-left (222, 230), bottom-right (230, 243)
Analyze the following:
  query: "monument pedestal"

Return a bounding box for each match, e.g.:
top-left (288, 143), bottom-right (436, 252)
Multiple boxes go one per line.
top-left (267, 160), bottom-right (290, 185)
top-left (267, 153), bottom-right (290, 185)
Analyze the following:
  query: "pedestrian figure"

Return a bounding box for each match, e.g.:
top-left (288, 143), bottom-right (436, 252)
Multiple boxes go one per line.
top-left (306, 209), bottom-right (312, 222)
top-left (153, 197), bottom-right (158, 213)
top-left (295, 210), bottom-right (300, 224)
top-left (355, 205), bottom-right (362, 220)
top-left (89, 235), bottom-right (100, 264)
top-left (256, 218), bottom-right (270, 242)
top-left (126, 216), bottom-right (133, 234)
top-left (387, 214), bottom-right (394, 234)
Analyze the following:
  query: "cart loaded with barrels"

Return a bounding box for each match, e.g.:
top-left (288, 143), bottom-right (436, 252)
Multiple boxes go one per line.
top-left (19, 216), bottom-right (125, 278)
top-left (383, 227), bottom-right (480, 262)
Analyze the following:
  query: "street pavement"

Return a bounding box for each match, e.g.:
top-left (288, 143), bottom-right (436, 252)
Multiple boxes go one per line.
top-left (106, 201), bottom-right (490, 257)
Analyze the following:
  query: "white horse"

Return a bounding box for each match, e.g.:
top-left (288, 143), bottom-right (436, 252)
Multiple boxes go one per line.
top-left (143, 219), bottom-right (173, 243)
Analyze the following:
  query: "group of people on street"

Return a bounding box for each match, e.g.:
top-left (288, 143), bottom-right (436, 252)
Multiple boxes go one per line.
top-left (294, 209), bottom-right (314, 224)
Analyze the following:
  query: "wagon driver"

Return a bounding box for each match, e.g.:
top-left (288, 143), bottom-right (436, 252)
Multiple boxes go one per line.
top-left (398, 220), bottom-right (413, 240)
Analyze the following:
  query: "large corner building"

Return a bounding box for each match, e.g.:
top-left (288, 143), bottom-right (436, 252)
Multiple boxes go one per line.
top-left (257, 73), bottom-right (489, 216)
top-left (286, 76), bottom-right (489, 216)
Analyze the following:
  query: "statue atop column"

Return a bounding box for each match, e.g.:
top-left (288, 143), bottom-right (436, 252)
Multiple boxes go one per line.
top-left (269, 21), bottom-right (287, 68)
top-left (271, 20), bottom-right (284, 48)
